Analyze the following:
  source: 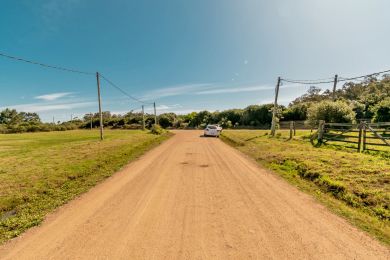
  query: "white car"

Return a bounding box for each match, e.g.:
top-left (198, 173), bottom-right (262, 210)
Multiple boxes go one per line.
top-left (204, 125), bottom-right (220, 137)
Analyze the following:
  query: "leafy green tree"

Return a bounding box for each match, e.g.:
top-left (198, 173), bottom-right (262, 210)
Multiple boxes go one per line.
top-left (218, 109), bottom-right (243, 126)
top-left (19, 112), bottom-right (41, 123)
top-left (189, 111), bottom-right (212, 127)
top-left (0, 109), bottom-right (20, 125)
top-left (350, 101), bottom-right (366, 120)
top-left (371, 98), bottom-right (390, 122)
top-left (219, 117), bottom-right (233, 128)
top-left (241, 104), bottom-right (274, 126)
top-left (307, 100), bottom-right (356, 125)
top-left (158, 113), bottom-right (176, 128)
top-left (282, 103), bottom-right (309, 121)
top-left (291, 86), bottom-right (327, 105)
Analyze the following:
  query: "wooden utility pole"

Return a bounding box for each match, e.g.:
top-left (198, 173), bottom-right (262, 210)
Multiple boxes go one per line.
top-left (96, 72), bottom-right (103, 140)
top-left (90, 112), bottom-right (93, 130)
top-left (142, 105), bottom-right (145, 130)
top-left (271, 77), bottom-right (281, 136)
top-left (153, 102), bottom-right (157, 125)
top-left (332, 74), bottom-right (338, 101)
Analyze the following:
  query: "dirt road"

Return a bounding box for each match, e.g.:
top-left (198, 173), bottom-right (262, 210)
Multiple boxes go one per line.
top-left (0, 131), bottom-right (388, 259)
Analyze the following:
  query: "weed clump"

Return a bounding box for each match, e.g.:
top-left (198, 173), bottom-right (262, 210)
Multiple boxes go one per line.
top-left (316, 176), bottom-right (346, 196)
top-left (373, 207), bottom-right (390, 221)
top-left (150, 124), bottom-right (165, 135)
top-left (297, 164), bottom-right (321, 181)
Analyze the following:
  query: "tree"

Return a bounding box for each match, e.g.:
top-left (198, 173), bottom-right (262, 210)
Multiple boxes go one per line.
top-left (306, 100), bottom-right (356, 126)
top-left (371, 98), bottom-right (390, 122)
top-left (282, 103), bottom-right (309, 121)
top-left (218, 109), bottom-right (243, 126)
top-left (0, 109), bottom-right (21, 125)
top-left (189, 111), bottom-right (212, 127)
top-left (19, 112), bottom-right (41, 123)
top-left (291, 86), bottom-right (327, 105)
top-left (241, 104), bottom-right (274, 126)
top-left (158, 113), bottom-right (176, 128)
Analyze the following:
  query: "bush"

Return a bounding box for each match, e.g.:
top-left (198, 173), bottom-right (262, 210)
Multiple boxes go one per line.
top-left (283, 103), bottom-right (309, 121)
top-left (241, 104), bottom-right (275, 127)
top-left (306, 100), bottom-right (356, 125)
top-left (158, 115), bottom-right (173, 129)
top-left (150, 124), bottom-right (164, 135)
top-left (371, 98), bottom-right (390, 122)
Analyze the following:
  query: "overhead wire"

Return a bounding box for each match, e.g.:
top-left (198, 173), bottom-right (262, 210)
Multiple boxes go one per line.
top-left (99, 74), bottom-right (153, 105)
top-left (281, 78), bottom-right (335, 85)
top-left (282, 68), bottom-right (390, 85)
top-left (281, 76), bottom-right (335, 83)
top-left (0, 51), bottom-right (94, 75)
top-left (338, 68), bottom-right (390, 82)
top-left (0, 51), bottom-right (154, 113)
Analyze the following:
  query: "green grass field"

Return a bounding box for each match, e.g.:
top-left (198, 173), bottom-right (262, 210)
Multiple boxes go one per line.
top-left (0, 130), bottom-right (171, 244)
top-left (221, 129), bottom-right (390, 245)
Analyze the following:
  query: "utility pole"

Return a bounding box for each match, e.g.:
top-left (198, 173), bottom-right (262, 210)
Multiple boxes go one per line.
top-left (142, 105), bottom-right (145, 130)
top-left (271, 77), bottom-right (281, 136)
top-left (53, 116), bottom-right (55, 124)
top-left (96, 72), bottom-right (104, 140)
top-left (153, 102), bottom-right (157, 125)
top-left (332, 74), bottom-right (338, 101)
top-left (90, 112), bottom-right (93, 130)
top-left (70, 113), bottom-right (73, 122)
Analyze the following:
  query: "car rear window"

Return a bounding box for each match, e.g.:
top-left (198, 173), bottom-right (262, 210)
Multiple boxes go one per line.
top-left (208, 125), bottom-right (217, 129)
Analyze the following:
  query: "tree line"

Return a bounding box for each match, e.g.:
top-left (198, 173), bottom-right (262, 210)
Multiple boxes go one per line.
top-left (0, 75), bottom-right (389, 133)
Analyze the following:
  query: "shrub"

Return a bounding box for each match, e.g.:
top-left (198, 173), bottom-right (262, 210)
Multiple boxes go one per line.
top-left (241, 104), bottom-right (276, 127)
top-left (219, 117), bottom-right (233, 128)
top-left (306, 100), bottom-right (356, 125)
top-left (150, 124), bottom-right (164, 135)
top-left (371, 98), bottom-right (390, 122)
top-left (373, 207), bottom-right (390, 220)
top-left (158, 115), bottom-right (173, 129)
top-left (283, 103), bottom-right (309, 121)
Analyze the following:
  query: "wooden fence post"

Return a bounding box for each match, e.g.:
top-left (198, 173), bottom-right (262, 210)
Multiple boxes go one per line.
top-left (318, 120), bottom-right (325, 143)
top-left (363, 122), bottom-right (367, 151)
top-left (357, 122), bottom-right (363, 152)
top-left (293, 121), bottom-right (296, 136)
top-left (289, 121), bottom-right (293, 140)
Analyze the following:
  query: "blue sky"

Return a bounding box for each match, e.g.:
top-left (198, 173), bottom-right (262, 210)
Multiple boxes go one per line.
top-left (1, 0), bottom-right (389, 122)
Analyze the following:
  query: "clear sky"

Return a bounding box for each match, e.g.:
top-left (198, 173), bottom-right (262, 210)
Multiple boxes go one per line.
top-left (1, 0), bottom-right (389, 122)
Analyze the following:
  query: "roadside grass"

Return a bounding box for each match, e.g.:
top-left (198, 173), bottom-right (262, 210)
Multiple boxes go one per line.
top-left (0, 130), bottom-right (171, 244)
top-left (221, 129), bottom-right (390, 245)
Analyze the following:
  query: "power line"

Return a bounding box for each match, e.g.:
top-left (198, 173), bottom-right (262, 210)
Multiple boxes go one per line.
top-left (99, 74), bottom-right (153, 105)
top-left (281, 78), bottom-right (335, 85)
top-left (338, 69), bottom-right (390, 82)
top-left (282, 68), bottom-right (390, 85)
top-left (0, 51), bottom-right (94, 75)
top-left (281, 77), bottom-right (335, 83)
